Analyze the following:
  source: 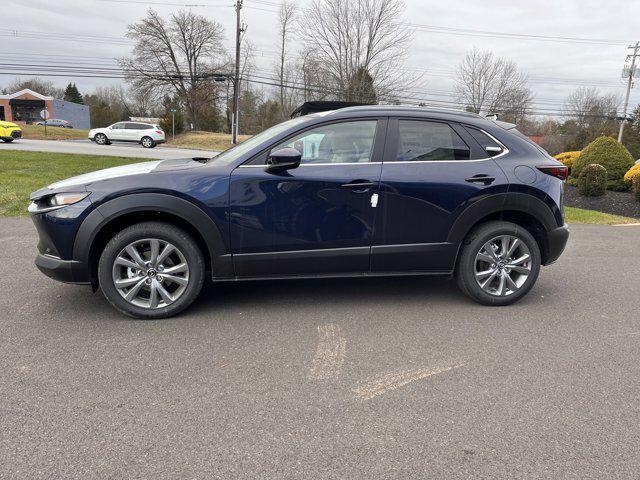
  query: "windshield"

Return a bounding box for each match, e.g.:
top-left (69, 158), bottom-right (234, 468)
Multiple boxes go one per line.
top-left (211, 116), bottom-right (313, 164)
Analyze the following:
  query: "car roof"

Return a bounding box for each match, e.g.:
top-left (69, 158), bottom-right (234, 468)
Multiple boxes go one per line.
top-left (322, 104), bottom-right (495, 127)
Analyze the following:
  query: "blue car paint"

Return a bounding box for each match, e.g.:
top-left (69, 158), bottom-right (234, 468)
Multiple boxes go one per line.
top-left (29, 106), bottom-right (569, 285)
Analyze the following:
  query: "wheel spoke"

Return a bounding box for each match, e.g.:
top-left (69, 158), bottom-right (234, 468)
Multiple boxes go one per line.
top-left (506, 238), bottom-right (520, 258)
top-left (480, 270), bottom-right (499, 289)
top-left (482, 243), bottom-right (499, 261)
top-left (156, 282), bottom-right (174, 305)
top-left (125, 245), bottom-right (147, 268)
top-left (504, 272), bottom-right (519, 292)
top-left (124, 278), bottom-right (147, 301)
top-left (162, 274), bottom-right (188, 286)
top-left (157, 243), bottom-right (175, 265)
top-left (510, 254), bottom-right (530, 266)
top-left (149, 239), bottom-right (160, 266)
top-left (115, 256), bottom-right (138, 270)
top-left (500, 236), bottom-right (509, 258)
top-left (476, 252), bottom-right (495, 264)
top-left (508, 265), bottom-right (531, 274)
top-left (149, 281), bottom-right (159, 309)
top-left (114, 276), bottom-right (143, 289)
top-left (475, 268), bottom-right (495, 280)
top-left (162, 263), bottom-right (187, 275)
top-left (497, 271), bottom-right (506, 296)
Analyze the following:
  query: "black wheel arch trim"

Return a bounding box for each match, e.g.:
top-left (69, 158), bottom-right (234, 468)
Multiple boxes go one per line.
top-left (73, 193), bottom-right (232, 278)
top-left (447, 192), bottom-right (559, 244)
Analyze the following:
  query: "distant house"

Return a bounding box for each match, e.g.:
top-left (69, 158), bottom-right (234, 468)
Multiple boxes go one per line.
top-left (0, 88), bottom-right (90, 130)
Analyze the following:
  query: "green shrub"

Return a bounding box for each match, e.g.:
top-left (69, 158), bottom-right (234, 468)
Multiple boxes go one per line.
top-left (578, 164), bottom-right (607, 197)
top-left (572, 136), bottom-right (634, 190)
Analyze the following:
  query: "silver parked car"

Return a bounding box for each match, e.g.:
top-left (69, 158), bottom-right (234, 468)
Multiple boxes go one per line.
top-left (36, 119), bottom-right (73, 129)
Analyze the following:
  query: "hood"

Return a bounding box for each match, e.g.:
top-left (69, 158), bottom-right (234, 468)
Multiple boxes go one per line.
top-left (0, 121), bottom-right (19, 128)
top-left (47, 160), bottom-right (163, 190)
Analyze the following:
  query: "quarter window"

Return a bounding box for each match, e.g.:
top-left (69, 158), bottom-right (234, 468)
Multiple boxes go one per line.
top-left (395, 120), bottom-right (470, 161)
top-left (463, 126), bottom-right (503, 156)
top-left (274, 120), bottom-right (378, 164)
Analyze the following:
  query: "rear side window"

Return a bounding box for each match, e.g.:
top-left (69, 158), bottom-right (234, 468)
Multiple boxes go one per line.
top-left (395, 120), bottom-right (470, 161)
top-left (463, 126), bottom-right (504, 157)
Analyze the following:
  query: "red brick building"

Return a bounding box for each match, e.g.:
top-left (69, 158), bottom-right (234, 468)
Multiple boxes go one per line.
top-left (0, 88), bottom-right (90, 129)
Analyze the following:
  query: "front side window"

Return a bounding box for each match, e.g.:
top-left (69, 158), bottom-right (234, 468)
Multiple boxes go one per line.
top-left (111, 123), bottom-right (125, 130)
top-left (395, 120), bottom-right (470, 161)
top-left (275, 120), bottom-right (378, 164)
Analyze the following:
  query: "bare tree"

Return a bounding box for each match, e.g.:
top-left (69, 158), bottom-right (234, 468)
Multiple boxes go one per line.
top-left (4, 78), bottom-right (64, 97)
top-left (564, 87), bottom-right (619, 127)
top-left (276, 1), bottom-right (297, 118)
top-left (454, 48), bottom-right (532, 119)
top-left (299, 0), bottom-right (413, 101)
top-left (120, 9), bottom-right (226, 130)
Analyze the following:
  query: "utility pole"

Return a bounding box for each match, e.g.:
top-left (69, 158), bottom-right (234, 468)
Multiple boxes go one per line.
top-left (232, 0), bottom-right (243, 145)
top-left (618, 41), bottom-right (640, 143)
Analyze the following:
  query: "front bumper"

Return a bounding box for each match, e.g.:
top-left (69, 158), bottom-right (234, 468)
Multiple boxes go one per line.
top-left (35, 254), bottom-right (91, 284)
top-left (543, 224), bottom-right (569, 265)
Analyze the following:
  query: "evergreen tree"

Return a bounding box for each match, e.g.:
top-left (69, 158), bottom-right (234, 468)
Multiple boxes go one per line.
top-left (64, 83), bottom-right (84, 104)
top-left (345, 67), bottom-right (377, 104)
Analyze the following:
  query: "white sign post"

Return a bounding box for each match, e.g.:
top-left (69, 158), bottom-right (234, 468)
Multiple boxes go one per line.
top-left (40, 109), bottom-right (50, 137)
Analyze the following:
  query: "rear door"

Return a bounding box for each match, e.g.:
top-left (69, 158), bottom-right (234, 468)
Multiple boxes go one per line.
top-left (371, 118), bottom-right (508, 273)
top-left (125, 122), bottom-right (146, 141)
top-left (229, 118), bottom-right (386, 277)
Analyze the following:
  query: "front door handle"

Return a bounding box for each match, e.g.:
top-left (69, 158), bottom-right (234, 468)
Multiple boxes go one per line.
top-left (340, 180), bottom-right (375, 193)
top-left (465, 174), bottom-right (496, 185)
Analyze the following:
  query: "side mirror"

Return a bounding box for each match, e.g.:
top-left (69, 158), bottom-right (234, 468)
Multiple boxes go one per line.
top-left (267, 147), bottom-right (302, 171)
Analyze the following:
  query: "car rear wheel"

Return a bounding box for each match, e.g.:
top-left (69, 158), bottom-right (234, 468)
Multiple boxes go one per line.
top-left (456, 220), bottom-right (541, 306)
top-left (141, 136), bottom-right (156, 148)
top-left (95, 133), bottom-right (109, 145)
top-left (98, 222), bottom-right (205, 319)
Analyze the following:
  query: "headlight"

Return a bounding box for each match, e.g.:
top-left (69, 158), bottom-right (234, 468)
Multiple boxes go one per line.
top-left (49, 192), bottom-right (90, 207)
top-left (28, 192), bottom-right (90, 214)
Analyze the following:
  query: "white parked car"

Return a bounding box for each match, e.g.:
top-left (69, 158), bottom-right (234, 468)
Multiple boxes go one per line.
top-left (88, 122), bottom-right (165, 148)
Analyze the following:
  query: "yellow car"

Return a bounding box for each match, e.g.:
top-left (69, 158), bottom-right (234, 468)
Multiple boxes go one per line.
top-left (0, 121), bottom-right (22, 143)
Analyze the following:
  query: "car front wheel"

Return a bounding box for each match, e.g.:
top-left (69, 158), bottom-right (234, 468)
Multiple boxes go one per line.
top-left (94, 133), bottom-right (109, 145)
top-left (2, 138), bottom-right (14, 143)
top-left (141, 136), bottom-right (156, 148)
top-left (98, 222), bottom-right (205, 319)
top-left (456, 220), bottom-right (541, 306)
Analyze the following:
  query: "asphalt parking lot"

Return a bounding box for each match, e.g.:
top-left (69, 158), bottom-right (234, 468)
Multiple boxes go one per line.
top-left (2, 218), bottom-right (640, 479)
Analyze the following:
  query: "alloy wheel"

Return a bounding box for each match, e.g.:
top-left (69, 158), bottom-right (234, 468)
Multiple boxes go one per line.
top-left (141, 137), bottom-right (153, 148)
top-left (111, 238), bottom-right (189, 309)
top-left (474, 235), bottom-right (532, 297)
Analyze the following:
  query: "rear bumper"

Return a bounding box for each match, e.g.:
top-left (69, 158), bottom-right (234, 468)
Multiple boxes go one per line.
top-left (35, 254), bottom-right (91, 284)
top-left (543, 224), bottom-right (569, 265)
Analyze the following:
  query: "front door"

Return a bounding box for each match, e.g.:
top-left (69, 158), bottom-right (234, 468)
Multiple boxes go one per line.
top-left (229, 118), bottom-right (386, 277)
top-left (110, 122), bottom-right (127, 141)
top-left (371, 118), bottom-right (509, 273)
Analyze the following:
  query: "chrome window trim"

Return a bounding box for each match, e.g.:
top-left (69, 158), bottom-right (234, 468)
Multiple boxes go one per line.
top-left (237, 162), bottom-right (383, 168)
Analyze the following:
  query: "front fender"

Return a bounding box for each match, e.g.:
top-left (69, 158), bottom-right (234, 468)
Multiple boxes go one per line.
top-left (73, 193), bottom-right (232, 278)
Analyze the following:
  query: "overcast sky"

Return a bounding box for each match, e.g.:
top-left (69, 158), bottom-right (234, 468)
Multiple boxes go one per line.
top-left (3, 0), bottom-right (640, 117)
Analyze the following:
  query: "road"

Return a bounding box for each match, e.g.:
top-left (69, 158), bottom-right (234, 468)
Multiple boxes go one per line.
top-left (2, 218), bottom-right (640, 479)
top-left (1, 138), bottom-right (219, 159)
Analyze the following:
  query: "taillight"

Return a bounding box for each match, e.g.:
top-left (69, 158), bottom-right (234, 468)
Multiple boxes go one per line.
top-left (537, 165), bottom-right (568, 181)
top-left (156, 130), bottom-right (164, 135)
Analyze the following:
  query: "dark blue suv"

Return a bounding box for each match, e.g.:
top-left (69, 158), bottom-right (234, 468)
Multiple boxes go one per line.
top-left (29, 106), bottom-right (569, 318)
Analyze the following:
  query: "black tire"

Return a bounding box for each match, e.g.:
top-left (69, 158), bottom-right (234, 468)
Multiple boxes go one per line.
top-left (95, 133), bottom-right (109, 145)
top-left (456, 220), bottom-right (541, 306)
top-left (98, 222), bottom-right (205, 319)
top-left (2, 138), bottom-right (14, 143)
top-left (141, 136), bottom-right (156, 148)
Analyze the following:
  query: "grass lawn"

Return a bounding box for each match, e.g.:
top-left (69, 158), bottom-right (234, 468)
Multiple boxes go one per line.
top-left (564, 206), bottom-right (637, 225)
top-left (0, 150), bottom-right (145, 216)
top-left (167, 131), bottom-right (251, 151)
top-left (19, 124), bottom-right (89, 141)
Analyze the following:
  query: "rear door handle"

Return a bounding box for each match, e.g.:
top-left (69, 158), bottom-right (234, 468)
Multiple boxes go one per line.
top-left (340, 180), bottom-right (375, 193)
top-left (465, 174), bottom-right (495, 185)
